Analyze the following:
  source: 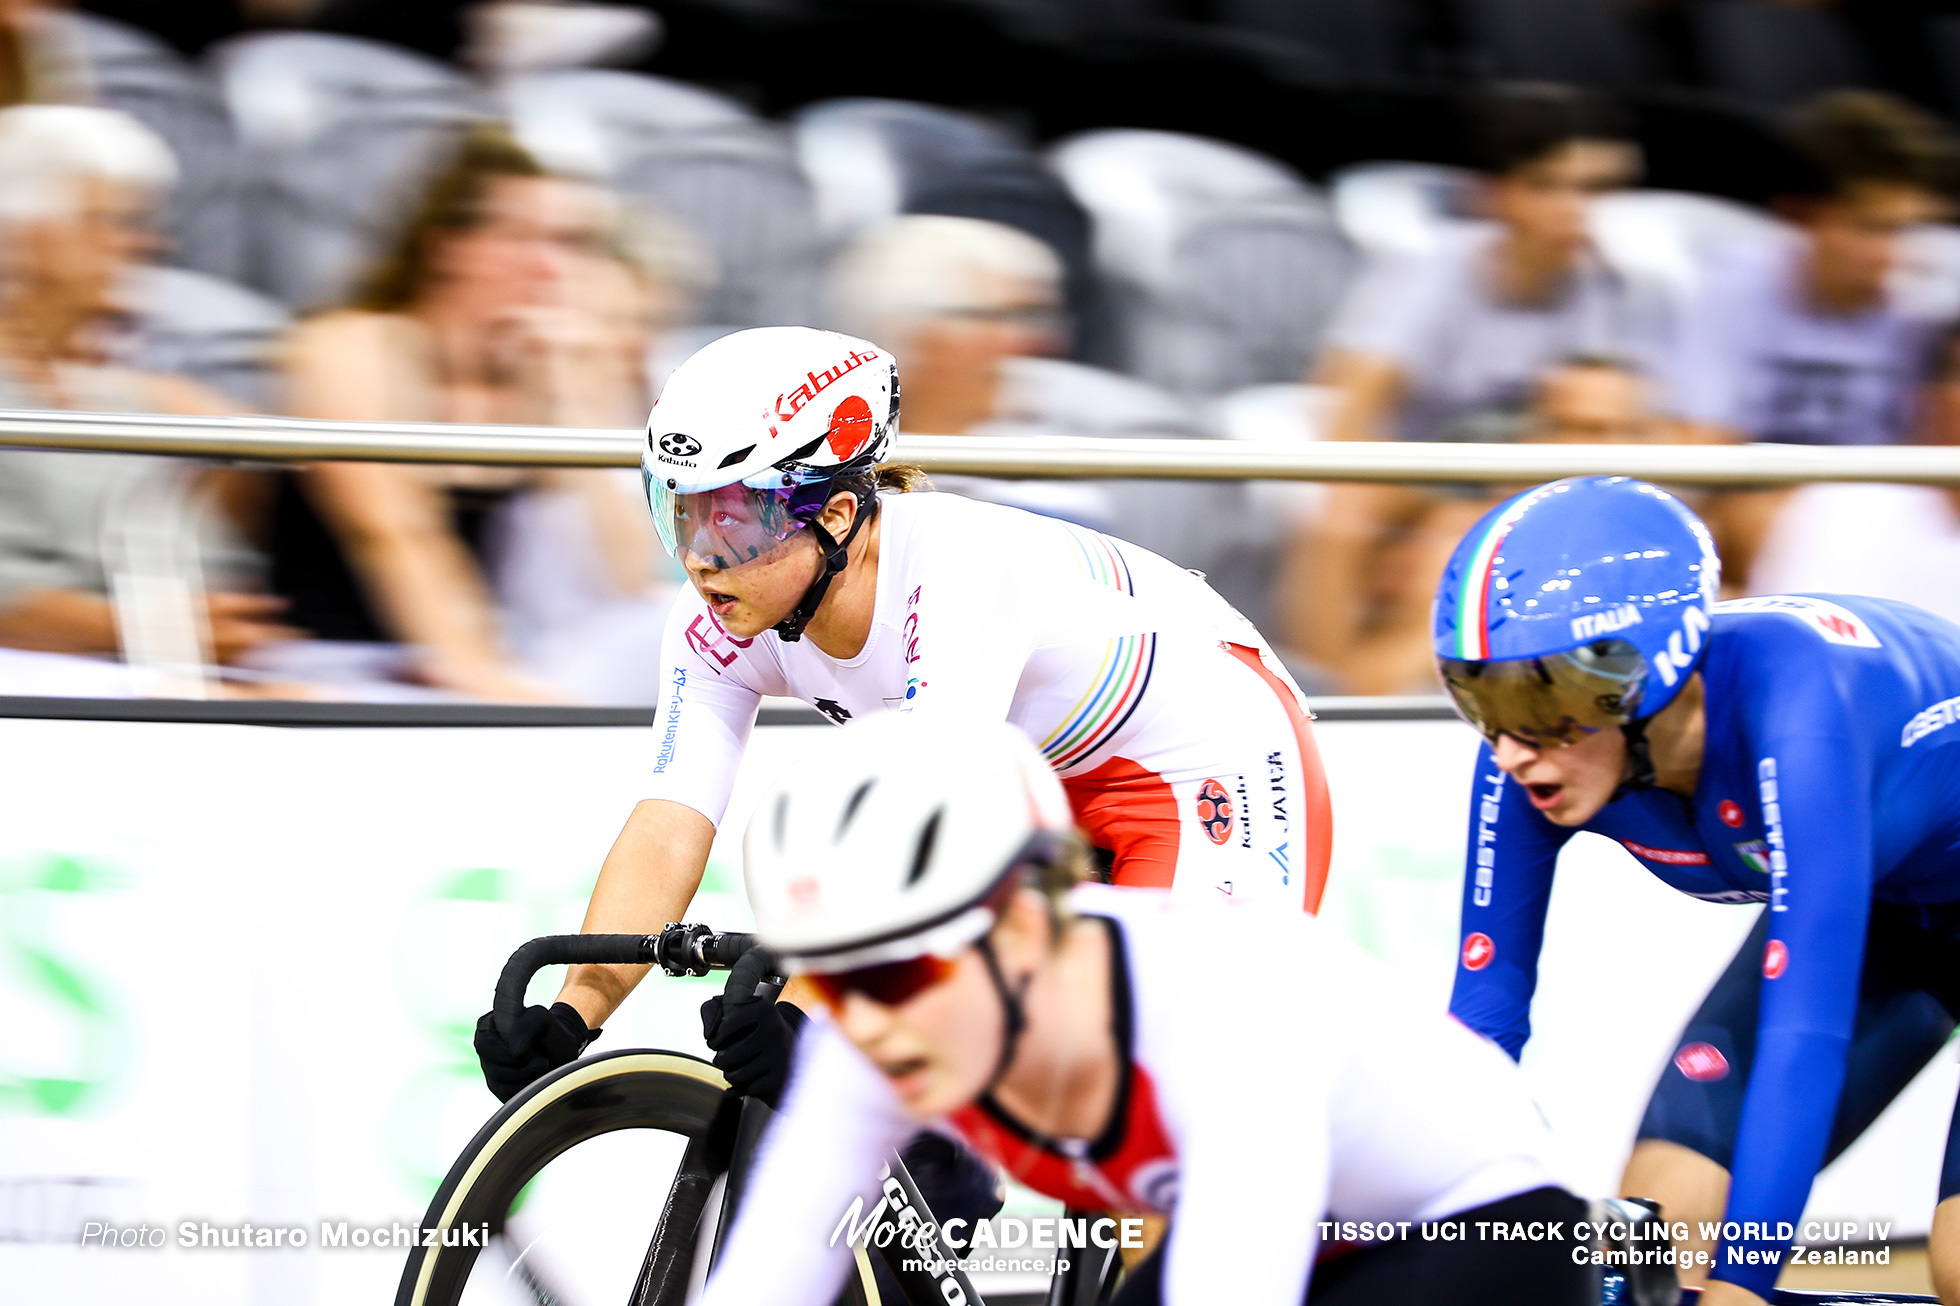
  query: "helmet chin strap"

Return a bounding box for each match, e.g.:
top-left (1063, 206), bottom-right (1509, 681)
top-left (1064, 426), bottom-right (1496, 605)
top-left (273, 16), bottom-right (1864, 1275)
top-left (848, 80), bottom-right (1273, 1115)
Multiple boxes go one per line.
top-left (772, 489), bottom-right (874, 643)
top-left (1611, 716), bottom-right (1657, 802)
top-left (974, 934), bottom-right (1031, 1093)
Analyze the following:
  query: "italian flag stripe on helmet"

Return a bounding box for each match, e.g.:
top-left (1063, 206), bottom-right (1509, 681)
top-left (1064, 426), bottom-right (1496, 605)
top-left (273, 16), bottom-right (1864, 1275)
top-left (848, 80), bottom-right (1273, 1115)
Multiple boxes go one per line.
top-left (1455, 485), bottom-right (1556, 661)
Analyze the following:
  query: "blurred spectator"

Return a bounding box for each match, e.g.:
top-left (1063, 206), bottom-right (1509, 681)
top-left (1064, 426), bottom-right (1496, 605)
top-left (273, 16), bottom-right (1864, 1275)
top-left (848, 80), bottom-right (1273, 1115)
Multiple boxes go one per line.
top-left (1288, 354), bottom-right (1664, 696)
top-left (1670, 91), bottom-right (1955, 447)
top-left (1668, 90), bottom-right (1958, 590)
top-left (0, 104), bottom-right (292, 689)
top-left (826, 213), bottom-right (1194, 531)
top-left (1524, 352), bottom-right (1660, 444)
top-left (1312, 84), bottom-right (1648, 446)
top-left (1278, 83), bottom-right (1652, 691)
top-left (1750, 319), bottom-right (1960, 623)
top-left (271, 125), bottom-right (671, 702)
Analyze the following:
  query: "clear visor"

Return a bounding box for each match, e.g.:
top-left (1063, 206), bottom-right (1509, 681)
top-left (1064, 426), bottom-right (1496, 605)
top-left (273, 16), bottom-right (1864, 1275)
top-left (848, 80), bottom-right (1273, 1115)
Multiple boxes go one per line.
top-left (647, 475), bottom-right (812, 573)
top-left (1438, 640), bottom-right (1649, 748)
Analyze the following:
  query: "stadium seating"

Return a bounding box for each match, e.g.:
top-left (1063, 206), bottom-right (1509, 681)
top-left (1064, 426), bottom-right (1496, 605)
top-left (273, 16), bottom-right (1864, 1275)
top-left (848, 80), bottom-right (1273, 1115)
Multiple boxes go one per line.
top-left (504, 69), bottom-right (825, 329)
top-left (125, 265), bottom-right (292, 412)
top-left (793, 98), bottom-right (1098, 354)
top-left (209, 31), bottom-right (491, 309)
top-left (1692, 0), bottom-right (1868, 111)
top-left (1049, 129), bottom-right (1354, 394)
top-left (73, 12), bottom-right (246, 284)
top-left (1327, 161), bottom-right (1479, 261)
top-left (1452, 0), bottom-right (1648, 91)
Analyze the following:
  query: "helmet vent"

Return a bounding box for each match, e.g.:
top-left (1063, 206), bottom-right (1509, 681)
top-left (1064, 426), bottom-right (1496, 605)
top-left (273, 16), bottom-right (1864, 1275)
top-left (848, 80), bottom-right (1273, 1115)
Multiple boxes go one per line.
top-left (772, 792), bottom-right (790, 851)
top-left (718, 445), bottom-right (756, 469)
top-left (906, 808), bottom-right (944, 887)
top-left (837, 778), bottom-right (876, 839)
top-left (785, 436), bottom-right (825, 463)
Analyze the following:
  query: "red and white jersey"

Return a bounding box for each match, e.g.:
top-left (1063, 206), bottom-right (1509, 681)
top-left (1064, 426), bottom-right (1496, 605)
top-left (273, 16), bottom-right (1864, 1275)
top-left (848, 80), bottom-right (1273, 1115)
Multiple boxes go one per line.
top-left (649, 491), bottom-right (1333, 908)
top-left (699, 884), bottom-right (1559, 1306)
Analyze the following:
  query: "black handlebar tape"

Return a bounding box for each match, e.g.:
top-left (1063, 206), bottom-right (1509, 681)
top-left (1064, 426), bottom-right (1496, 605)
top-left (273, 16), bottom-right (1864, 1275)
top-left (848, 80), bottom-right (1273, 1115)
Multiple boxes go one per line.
top-left (701, 932), bottom-right (757, 969)
top-left (491, 934), bottom-right (655, 1038)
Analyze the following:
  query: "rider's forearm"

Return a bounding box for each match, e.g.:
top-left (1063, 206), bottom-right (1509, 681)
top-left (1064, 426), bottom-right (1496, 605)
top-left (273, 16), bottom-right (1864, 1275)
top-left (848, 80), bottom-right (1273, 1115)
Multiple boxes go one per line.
top-left (557, 798), bottom-right (717, 1027)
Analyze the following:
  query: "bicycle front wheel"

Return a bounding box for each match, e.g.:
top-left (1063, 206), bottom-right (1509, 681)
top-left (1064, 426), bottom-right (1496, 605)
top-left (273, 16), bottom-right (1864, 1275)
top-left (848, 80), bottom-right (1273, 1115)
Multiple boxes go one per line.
top-left (397, 1049), bottom-right (730, 1306)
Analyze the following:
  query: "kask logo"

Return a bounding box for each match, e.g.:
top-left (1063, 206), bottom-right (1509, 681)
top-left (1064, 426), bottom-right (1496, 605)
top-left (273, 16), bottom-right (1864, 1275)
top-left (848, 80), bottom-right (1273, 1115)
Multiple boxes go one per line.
top-left (1195, 779), bottom-right (1234, 845)
top-left (658, 432), bottom-right (703, 458)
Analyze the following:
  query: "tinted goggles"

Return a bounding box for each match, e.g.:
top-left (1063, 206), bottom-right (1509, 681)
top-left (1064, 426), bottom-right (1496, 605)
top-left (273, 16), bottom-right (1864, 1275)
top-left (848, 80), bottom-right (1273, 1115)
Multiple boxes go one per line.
top-left (806, 954), bottom-right (958, 1010)
top-left (645, 475), bottom-right (814, 573)
top-left (1438, 639), bottom-right (1648, 748)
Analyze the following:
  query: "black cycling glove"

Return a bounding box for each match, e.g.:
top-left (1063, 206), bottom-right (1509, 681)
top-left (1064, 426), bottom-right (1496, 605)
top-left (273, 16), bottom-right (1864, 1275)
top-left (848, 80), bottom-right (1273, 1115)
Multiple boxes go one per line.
top-left (700, 945), bottom-right (806, 1107)
top-left (474, 1001), bottom-right (599, 1103)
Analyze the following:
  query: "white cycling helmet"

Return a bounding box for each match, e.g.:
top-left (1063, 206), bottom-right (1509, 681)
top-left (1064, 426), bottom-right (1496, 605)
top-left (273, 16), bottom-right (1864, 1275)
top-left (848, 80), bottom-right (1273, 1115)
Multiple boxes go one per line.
top-left (642, 326), bottom-right (899, 638)
top-left (743, 713), bottom-right (1076, 975)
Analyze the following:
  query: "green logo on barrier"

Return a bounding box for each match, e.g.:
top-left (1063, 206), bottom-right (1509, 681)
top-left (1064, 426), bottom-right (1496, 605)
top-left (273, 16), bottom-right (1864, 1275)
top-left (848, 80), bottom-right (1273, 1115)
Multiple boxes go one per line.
top-left (0, 854), bottom-right (130, 1117)
top-left (386, 857), bottom-right (744, 1202)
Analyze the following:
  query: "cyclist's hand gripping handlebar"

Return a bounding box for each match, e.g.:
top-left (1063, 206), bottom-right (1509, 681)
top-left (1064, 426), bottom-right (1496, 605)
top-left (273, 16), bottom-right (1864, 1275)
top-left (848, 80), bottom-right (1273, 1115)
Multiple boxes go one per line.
top-left (490, 925), bottom-right (759, 1037)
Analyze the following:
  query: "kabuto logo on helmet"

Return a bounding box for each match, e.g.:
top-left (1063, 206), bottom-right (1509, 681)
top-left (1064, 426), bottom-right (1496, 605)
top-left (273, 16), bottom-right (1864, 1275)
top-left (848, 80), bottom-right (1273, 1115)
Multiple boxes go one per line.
top-left (658, 432), bottom-right (703, 458)
top-left (775, 348), bottom-right (881, 423)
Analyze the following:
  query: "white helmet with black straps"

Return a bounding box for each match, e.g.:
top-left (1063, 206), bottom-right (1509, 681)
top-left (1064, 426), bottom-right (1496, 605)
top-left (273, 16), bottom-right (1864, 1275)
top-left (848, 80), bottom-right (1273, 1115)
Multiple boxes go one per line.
top-left (641, 326), bottom-right (900, 639)
top-left (743, 713), bottom-right (1076, 974)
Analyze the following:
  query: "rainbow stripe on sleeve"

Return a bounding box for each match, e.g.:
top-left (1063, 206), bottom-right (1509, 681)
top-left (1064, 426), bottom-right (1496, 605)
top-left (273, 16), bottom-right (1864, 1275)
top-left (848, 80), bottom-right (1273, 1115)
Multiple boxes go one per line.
top-left (1039, 524), bottom-right (1155, 771)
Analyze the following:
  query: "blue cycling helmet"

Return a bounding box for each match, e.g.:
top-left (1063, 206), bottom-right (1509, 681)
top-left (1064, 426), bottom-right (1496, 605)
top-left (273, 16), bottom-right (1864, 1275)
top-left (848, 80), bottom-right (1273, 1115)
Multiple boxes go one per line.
top-left (1432, 477), bottom-right (1719, 752)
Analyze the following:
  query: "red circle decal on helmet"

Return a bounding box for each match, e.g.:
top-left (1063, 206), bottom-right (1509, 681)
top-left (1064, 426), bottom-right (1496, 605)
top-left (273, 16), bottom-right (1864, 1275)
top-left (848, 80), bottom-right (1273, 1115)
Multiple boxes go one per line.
top-left (1194, 778), bottom-right (1233, 845)
top-left (1763, 938), bottom-right (1788, 979)
top-left (1674, 1042), bottom-right (1729, 1082)
top-left (1461, 932), bottom-right (1495, 971)
top-left (1719, 800), bottom-right (1744, 828)
top-left (826, 395), bottom-right (874, 459)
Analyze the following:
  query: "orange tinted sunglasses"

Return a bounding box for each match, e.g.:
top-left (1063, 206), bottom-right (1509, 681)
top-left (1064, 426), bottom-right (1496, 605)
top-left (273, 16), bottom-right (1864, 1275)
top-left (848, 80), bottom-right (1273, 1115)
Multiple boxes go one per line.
top-left (807, 954), bottom-right (957, 1009)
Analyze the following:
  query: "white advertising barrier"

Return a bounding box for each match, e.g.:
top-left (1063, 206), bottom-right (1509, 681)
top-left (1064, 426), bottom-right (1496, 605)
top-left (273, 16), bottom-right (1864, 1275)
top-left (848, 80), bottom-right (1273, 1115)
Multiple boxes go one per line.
top-left (0, 710), bottom-right (1951, 1305)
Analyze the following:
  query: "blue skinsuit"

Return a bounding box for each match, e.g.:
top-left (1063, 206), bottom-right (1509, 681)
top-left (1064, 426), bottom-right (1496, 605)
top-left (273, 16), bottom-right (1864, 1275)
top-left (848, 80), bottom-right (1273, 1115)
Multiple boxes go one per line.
top-left (1449, 595), bottom-right (1960, 1297)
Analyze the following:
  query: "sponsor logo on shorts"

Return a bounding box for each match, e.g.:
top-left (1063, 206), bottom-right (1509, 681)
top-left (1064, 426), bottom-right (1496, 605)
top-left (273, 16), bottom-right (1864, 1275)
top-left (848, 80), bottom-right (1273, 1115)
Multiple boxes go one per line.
top-left (1674, 1042), bottom-right (1729, 1082)
top-left (1461, 932), bottom-right (1495, 971)
top-left (1763, 938), bottom-right (1788, 980)
top-left (1620, 838), bottom-right (1710, 866)
top-left (1718, 800), bottom-right (1745, 828)
top-left (1195, 779), bottom-right (1234, 846)
top-left (657, 432), bottom-right (703, 458)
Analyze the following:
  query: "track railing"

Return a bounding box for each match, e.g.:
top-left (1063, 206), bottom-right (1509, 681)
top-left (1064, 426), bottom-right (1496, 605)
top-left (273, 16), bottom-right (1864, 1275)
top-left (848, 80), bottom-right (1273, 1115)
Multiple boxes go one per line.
top-left (6, 407), bottom-right (1960, 485)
